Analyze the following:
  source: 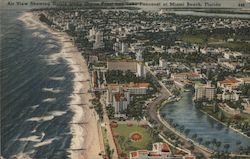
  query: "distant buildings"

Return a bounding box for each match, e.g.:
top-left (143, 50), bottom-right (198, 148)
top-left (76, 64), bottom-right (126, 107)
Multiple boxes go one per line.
top-left (195, 82), bottom-right (216, 101)
top-left (107, 60), bottom-right (138, 73)
top-left (93, 31), bottom-right (105, 49)
top-left (89, 27), bottom-right (97, 42)
top-left (171, 73), bottom-right (201, 81)
top-left (113, 39), bottom-right (129, 54)
top-left (130, 142), bottom-right (195, 159)
top-left (107, 82), bottom-right (150, 117)
top-left (112, 89), bottom-right (130, 117)
top-left (217, 78), bottom-right (242, 90)
top-left (217, 78), bottom-right (244, 102)
top-left (222, 91), bottom-right (240, 101)
top-left (136, 50), bottom-right (143, 62)
top-left (88, 55), bottom-right (98, 64)
top-left (137, 62), bottom-right (146, 78)
top-left (88, 27), bottom-right (105, 49)
top-left (107, 60), bottom-right (146, 77)
top-left (159, 58), bottom-right (167, 68)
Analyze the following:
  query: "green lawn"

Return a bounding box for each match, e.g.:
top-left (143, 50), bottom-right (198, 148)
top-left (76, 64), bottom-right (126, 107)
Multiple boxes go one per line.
top-left (101, 127), bottom-right (109, 146)
top-left (177, 33), bottom-right (250, 54)
top-left (177, 34), bottom-right (205, 44)
top-left (112, 124), bottom-right (157, 157)
top-left (209, 42), bottom-right (250, 53)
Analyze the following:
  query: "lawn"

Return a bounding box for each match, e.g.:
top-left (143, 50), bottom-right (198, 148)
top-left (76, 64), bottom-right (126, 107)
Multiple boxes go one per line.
top-left (177, 33), bottom-right (250, 54)
top-left (112, 123), bottom-right (157, 158)
top-left (177, 34), bottom-right (205, 44)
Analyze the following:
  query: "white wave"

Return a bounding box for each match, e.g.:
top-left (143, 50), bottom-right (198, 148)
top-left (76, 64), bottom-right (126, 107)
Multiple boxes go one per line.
top-left (46, 62), bottom-right (60, 66)
top-left (34, 138), bottom-right (57, 148)
top-left (32, 32), bottom-right (46, 39)
top-left (42, 88), bottom-right (62, 93)
top-left (19, 135), bottom-right (40, 142)
top-left (50, 111), bottom-right (67, 116)
top-left (46, 44), bottom-right (58, 49)
top-left (26, 111), bottom-right (67, 122)
top-left (11, 153), bottom-right (32, 159)
top-left (30, 104), bottom-right (39, 110)
top-left (49, 76), bottom-right (65, 81)
top-left (26, 115), bottom-right (54, 122)
top-left (41, 132), bottom-right (45, 141)
top-left (31, 129), bottom-right (36, 133)
top-left (42, 98), bottom-right (56, 103)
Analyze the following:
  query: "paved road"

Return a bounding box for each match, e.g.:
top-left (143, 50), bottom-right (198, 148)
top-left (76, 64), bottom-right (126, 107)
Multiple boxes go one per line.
top-left (145, 66), bottom-right (212, 159)
top-left (100, 94), bottom-right (119, 159)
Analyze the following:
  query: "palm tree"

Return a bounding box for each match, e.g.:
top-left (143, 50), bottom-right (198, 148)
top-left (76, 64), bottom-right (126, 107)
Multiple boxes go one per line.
top-left (212, 138), bottom-right (217, 149)
top-left (216, 141), bottom-right (221, 150)
top-left (236, 140), bottom-right (241, 146)
top-left (197, 137), bottom-right (203, 144)
top-left (224, 144), bottom-right (230, 152)
top-left (192, 133), bottom-right (197, 139)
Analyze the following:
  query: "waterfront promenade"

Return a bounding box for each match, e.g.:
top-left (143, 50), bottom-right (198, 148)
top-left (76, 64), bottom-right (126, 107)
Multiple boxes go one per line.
top-left (145, 66), bottom-right (213, 158)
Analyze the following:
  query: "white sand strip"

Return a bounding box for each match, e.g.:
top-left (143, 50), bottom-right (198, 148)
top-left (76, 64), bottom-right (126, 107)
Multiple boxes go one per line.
top-left (19, 12), bottom-right (103, 159)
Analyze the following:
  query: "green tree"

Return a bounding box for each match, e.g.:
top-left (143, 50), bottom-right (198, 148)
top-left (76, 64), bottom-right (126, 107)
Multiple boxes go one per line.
top-left (106, 104), bottom-right (115, 118)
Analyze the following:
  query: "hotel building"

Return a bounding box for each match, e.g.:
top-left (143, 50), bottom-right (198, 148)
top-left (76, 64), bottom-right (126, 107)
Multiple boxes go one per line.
top-left (195, 82), bottom-right (216, 101)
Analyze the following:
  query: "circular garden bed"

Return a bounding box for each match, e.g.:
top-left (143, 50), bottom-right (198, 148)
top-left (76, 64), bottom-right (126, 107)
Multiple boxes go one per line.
top-left (130, 132), bottom-right (142, 142)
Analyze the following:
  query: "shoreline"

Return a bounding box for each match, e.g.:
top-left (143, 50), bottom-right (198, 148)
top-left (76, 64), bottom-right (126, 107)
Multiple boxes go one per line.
top-left (199, 109), bottom-right (250, 140)
top-left (159, 92), bottom-right (250, 155)
top-left (19, 11), bottom-right (103, 159)
top-left (157, 102), bottom-right (213, 155)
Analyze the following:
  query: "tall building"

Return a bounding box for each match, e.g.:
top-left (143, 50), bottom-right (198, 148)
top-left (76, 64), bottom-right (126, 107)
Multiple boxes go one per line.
top-left (121, 42), bottom-right (128, 54)
top-left (89, 27), bottom-right (96, 42)
top-left (136, 50), bottom-right (143, 62)
top-left (137, 63), bottom-right (146, 78)
top-left (195, 82), bottom-right (216, 101)
top-left (93, 31), bottom-right (105, 49)
top-left (113, 90), bottom-right (130, 117)
top-left (107, 82), bottom-right (150, 117)
top-left (159, 58), bottom-right (167, 68)
top-left (113, 41), bottom-right (129, 54)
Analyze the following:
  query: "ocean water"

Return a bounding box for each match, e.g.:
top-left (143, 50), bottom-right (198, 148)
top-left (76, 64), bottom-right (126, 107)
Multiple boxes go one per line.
top-left (0, 10), bottom-right (75, 158)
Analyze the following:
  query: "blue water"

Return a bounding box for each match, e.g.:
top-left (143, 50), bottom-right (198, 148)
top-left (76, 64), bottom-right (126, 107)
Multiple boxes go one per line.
top-left (160, 92), bottom-right (250, 152)
top-left (0, 10), bottom-right (74, 158)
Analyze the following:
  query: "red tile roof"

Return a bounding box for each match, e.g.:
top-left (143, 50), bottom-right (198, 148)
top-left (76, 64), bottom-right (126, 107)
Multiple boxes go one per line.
top-left (184, 156), bottom-right (196, 159)
top-left (219, 79), bottom-right (240, 84)
top-left (114, 93), bottom-right (125, 102)
top-left (130, 151), bottom-right (138, 158)
top-left (175, 150), bottom-right (188, 155)
top-left (162, 143), bottom-right (170, 152)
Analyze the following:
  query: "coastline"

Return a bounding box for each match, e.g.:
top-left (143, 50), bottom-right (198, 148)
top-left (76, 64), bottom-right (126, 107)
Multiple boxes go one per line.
top-left (19, 11), bottom-right (103, 159)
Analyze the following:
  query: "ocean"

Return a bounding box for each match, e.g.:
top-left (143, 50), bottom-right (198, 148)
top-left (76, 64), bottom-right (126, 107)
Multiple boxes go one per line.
top-left (0, 10), bottom-right (74, 158)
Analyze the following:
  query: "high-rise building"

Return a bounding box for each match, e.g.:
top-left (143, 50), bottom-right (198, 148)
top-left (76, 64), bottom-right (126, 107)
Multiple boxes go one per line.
top-left (113, 90), bottom-right (130, 117)
top-left (89, 27), bottom-right (96, 42)
top-left (136, 50), bottom-right (143, 62)
top-left (113, 40), bottom-right (129, 54)
top-left (121, 42), bottom-right (128, 54)
top-left (159, 58), bottom-right (167, 68)
top-left (137, 63), bottom-right (146, 78)
top-left (195, 82), bottom-right (216, 101)
top-left (93, 31), bottom-right (105, 49)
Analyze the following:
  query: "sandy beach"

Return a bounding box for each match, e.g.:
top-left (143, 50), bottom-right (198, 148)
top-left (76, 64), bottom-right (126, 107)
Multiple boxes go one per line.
top-left (19, 12), bottom-right (103, 159)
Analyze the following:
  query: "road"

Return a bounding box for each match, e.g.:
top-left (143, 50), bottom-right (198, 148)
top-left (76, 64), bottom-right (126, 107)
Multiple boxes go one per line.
top-left (145, 65), bottom-right (212, 159)
top-left (100, 93), bottom-right (119, 159)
